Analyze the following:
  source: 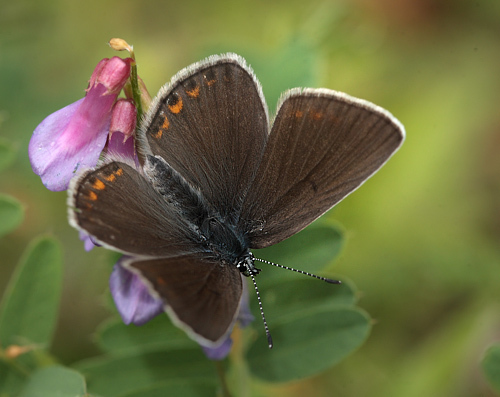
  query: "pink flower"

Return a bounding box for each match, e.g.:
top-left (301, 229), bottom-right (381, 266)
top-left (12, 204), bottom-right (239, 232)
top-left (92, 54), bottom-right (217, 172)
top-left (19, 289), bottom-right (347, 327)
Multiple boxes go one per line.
top-left (106, 99), bottom-right (138, 162)
top-left (29, 57), bottom-right (132, 191)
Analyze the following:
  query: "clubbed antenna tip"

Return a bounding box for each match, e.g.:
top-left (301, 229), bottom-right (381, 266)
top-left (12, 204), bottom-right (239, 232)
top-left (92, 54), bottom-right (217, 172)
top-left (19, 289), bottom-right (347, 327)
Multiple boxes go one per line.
top-left (325, 278), bottom-right (341, 284)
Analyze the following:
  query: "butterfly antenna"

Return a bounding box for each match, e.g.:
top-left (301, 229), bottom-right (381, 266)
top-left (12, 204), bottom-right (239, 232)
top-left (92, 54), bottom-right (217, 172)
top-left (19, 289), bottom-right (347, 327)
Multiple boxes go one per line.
top-left (254, 258), bottom-right (341, 284)
top-left (250, 273), bottom-right (273, 349)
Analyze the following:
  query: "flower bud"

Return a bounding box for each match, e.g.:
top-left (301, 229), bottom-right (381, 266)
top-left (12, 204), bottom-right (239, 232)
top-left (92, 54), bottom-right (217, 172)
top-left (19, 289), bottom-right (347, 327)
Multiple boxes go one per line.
top-left (88, 56), bottom-right (132, 95)
top-left (110, 99), bottom-right (137, 141)
top-left (109, 38), bottom-right (134, 53)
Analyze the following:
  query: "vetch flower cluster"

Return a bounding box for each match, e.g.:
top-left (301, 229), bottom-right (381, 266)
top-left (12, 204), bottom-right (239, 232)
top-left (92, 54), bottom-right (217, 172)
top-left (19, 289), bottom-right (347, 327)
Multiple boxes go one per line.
top-left (29, 56), bottom-right (135, 191)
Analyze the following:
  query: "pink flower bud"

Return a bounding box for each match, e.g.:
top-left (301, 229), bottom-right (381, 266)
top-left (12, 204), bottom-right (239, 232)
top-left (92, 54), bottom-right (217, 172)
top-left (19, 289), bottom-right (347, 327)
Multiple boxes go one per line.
top-left (109, 99), bottom-right (137, 141)
top-left (88, 56), bottom-right (132, 95)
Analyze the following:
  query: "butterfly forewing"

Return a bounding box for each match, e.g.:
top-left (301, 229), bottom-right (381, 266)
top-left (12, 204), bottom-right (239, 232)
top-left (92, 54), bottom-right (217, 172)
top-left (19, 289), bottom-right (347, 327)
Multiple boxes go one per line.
top-left (239, 89), bottom-right (405, 248)
top-left (123, 255), bottom-right (243, 345)
top-left (69, 161), bottom-right (202, 257)
top-left (140, 54), bottom-right (269, 222)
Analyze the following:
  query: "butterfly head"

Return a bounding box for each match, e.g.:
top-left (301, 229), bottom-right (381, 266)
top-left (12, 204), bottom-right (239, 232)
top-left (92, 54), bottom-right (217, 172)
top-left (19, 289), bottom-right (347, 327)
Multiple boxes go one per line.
top-left (236, 252), bottom-right (260, 277)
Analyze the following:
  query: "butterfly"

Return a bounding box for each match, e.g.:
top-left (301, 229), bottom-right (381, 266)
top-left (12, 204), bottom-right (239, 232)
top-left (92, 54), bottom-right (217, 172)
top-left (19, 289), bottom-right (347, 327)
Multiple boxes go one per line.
top-left (68, 53), bottom-right (405, 348)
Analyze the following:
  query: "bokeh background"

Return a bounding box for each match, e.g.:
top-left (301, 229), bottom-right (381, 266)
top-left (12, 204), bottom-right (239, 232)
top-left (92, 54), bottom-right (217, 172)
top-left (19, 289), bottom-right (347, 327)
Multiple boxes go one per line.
top-left (1, 0), bottom-right (500, 395)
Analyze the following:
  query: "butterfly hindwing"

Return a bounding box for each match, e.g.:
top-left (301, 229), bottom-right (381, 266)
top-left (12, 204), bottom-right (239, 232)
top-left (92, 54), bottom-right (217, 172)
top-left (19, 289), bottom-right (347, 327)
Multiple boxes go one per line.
top-left (123, 255), bottom-right (243, 346)
top-left (239, 89), bottom-right (405, 248)
top-left (69, 161), bottom-right (203, 257)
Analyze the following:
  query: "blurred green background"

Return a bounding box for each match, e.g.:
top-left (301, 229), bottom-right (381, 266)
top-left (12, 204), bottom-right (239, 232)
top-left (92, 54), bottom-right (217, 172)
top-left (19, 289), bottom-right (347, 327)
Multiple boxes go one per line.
top-left (1, 0), bottom-right (500, 395)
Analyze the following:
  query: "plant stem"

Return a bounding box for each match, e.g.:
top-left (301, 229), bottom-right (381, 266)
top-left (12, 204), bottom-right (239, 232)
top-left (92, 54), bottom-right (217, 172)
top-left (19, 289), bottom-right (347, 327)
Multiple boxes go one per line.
top-left (215, 360), bottom-right (232, 397)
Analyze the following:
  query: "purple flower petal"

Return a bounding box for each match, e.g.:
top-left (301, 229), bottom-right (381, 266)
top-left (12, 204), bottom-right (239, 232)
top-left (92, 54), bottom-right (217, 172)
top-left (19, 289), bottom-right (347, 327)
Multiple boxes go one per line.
top-left (79, 230), bottom-right (97, 251)
top-left (29, 84), bottom-right (115, 191)
top-left (107, 131), bottom-right (138, 165)
top-left (109, 261), bottom-right (163, 325)
top-left (202, 337), bottom-right (233, 361)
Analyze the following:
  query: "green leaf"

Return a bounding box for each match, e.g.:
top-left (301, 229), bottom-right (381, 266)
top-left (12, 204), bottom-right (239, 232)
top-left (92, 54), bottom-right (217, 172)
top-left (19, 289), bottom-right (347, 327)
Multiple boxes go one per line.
top-left (254, 223), bottom-right (344, 285)
top-left (74, 348), bottom-right (216, 397)
top-left (250, 277), bottom-right (356, 324)
top-left (0, 194), bottom-right (24, 238)
top-left (19, 366), bottom-right (87, 397)
top-left (118, 379), bottom-right (217, 397)
top-left (97, 315), bottom-right (197, 354)
top-left (482, 344), bottom-right (500, 393)
top-left (0, 360), bottom-right (25, 396)
top-left (247, 307), bottom-right (371, 382)
top-left (0, 138), bottom-right (16, 172)
top-left (0, 236), bottom-right (63, 347)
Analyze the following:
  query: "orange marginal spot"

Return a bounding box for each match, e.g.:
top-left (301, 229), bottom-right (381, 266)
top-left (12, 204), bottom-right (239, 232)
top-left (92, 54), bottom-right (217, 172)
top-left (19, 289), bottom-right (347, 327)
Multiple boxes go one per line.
top-left (115, 168), bottom-right (124, 176)
top-left (294, 110), bottom-right (304, 118)
top-left (104, 173), bottom-right (116, 182)
top-left (153, 129), bottom-right (163, 139)
top-left (186, 86), bottom-right (200, 98)
top-left (92, 179), bottom-right (106, 190)
top-left (88, 191), bottom-right (98, 201)
top-left (206, 79), bottom-right (216, 86)
top-left (168, 96), bottom-right (183, 114)
top-left (161, 116), bottom-right (170, 130)
top-left (311, 111), bottom-right (323, 120)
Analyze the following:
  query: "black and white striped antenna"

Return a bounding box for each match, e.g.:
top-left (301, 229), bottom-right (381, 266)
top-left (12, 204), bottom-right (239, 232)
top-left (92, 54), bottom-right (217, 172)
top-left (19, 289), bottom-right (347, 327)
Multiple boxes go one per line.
top-left (254, 257), bottom-right (341, 284)
top-left (249, 256), bottom-right (340, 349)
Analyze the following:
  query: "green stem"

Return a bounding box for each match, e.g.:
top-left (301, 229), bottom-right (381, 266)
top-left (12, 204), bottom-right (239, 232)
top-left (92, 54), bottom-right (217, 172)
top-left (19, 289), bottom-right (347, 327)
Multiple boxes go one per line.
top-left (130, 61), bottom-right (143, 126)
top-left (215, 361), bottom-right (232, 397)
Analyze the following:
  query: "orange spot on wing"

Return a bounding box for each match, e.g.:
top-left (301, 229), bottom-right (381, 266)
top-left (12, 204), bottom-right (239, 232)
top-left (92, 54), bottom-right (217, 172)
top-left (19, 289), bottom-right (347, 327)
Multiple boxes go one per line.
top-left (153, 116), bottom-right (170, 139)
top-left (88, 191), bottom-right (98, 201)
top-left (186, 86), bottom-right (200, 98)
top-left (311, 111), bottom-right (323, 120)
top-left (168, 97), bottom-right (183, 114)
top-left (92, 179), bottom-right (105, 190)
top-left (104, 173), bottom-right (116, 182)
top-left (115, 168), bottom-right (123, 176)
top-left (295, 110), bottom-right (304, 118)
top-left (206, 79), bottom-right (216, 86)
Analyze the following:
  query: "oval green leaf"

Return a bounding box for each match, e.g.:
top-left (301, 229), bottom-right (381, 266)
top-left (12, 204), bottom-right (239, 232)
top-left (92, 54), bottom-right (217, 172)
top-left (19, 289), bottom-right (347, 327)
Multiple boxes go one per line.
top-left (119, 379), bottom-right (218, 397)
top-left (97, 315), bottom-right (197, 354)
top-left (250, 277), bottom-right (356, 324)
top-left (0, 194), bottom-right (24, 238)
top-left (0, 236), bottom-right (63, 347)
top-left (74, 348), bottom-right (216, 397)
top-left (19, 366), bottom-right (87, 397)
top-left (482, 344), bottom-right (500, 392)
top-left (247, 307), bottom-right (371, 382)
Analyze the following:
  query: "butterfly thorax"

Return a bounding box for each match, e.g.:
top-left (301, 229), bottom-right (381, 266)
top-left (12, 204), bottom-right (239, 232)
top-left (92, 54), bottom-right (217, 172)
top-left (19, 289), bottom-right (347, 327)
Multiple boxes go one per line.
top-left (199, 216), bottom-right (259, 277)
top-left (146, 154), bottom-right (259, 276)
